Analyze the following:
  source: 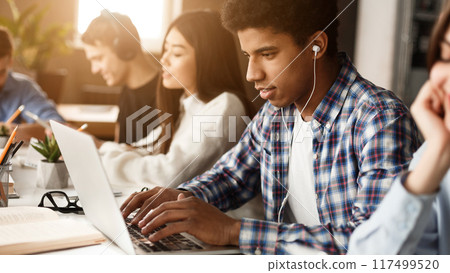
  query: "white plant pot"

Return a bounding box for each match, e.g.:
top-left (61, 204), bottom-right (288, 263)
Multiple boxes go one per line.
top-left (36, 160), bottom-right (69, 189)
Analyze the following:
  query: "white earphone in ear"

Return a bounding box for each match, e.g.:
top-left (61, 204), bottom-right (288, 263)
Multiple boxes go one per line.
top-left (312, 45), bottom-right (321, 55)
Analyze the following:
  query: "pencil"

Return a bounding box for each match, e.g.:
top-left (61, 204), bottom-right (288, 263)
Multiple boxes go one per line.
top-left (0, 142), bottom-right (15, 165)
top-left (0, 126), bottom-right (18, 163)
top-left (77, 123), bottom-right (88, 131)
top-left (5, 105), bottom-right (25, 125)
top-left (24, 111), bottom-right (51, 130)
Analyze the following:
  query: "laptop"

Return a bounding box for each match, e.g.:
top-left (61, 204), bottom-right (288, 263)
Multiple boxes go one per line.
top-left (50, 120), bottom-right (240, 255)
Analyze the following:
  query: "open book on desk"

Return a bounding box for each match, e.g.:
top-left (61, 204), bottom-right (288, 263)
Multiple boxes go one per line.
top-left (0, 206), bottom-right (105, 254)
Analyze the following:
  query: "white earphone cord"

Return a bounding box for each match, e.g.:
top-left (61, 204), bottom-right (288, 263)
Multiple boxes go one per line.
top-left (277, 48), bottom-right (318, 223)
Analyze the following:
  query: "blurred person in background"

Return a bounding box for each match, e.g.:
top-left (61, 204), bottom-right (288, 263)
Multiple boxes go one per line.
top-left (0, 26), bottom-right (64, 142)
top-left (82, 10), bottom-right (159, 144)
top-left (349, 2), bottom-right (450, 255)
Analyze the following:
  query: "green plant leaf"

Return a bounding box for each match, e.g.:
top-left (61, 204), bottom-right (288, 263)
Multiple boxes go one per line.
top-left (6, 0), bottom-right (20, 21)
top-left (44, 135), bottom-right (50, 146)
top-left (0, 18), bottom-right (15, 32)
top-left (31, 134), bottom-right (61, 162)
top-left (31, 143), bottom-right (49, 158)
top-left (0, 125), bottom-right (9, 136)
top-left (16, 4), bottom-right (39, 29)
top-left (48, 148), bottom-right (61, 163)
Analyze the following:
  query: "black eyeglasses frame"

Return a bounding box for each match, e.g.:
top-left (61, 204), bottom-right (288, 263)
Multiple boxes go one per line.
top-left (38, 190), bottom-right (83, 214)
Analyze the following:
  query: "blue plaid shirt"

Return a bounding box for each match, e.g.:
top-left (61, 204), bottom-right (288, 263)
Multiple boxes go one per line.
top-left (179, 53), bottom-right (421, 254)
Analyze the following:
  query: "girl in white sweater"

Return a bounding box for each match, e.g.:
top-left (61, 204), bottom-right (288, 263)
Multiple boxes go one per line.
top-left (97, 11), bottom-right (253, 188)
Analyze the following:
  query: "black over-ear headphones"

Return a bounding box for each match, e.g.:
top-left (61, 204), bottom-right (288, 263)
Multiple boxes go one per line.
top-left (100, 10), bottom-right (139, 61)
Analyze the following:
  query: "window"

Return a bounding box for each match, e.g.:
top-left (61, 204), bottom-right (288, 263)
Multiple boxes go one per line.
top-left (76, 0), bottom-right (182, 52)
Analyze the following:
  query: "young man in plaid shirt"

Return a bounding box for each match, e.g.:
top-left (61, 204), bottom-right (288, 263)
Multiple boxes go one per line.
top-left (120, 0), bottom-right (421, 254)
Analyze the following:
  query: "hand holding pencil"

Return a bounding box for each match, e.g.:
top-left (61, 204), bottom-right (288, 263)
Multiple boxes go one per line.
top-left (6, 105), bottom-right (25, 125)
top-left (77, 123), bottom-right (88, 131)
top-left (24, 111), bottom-right (51, 130)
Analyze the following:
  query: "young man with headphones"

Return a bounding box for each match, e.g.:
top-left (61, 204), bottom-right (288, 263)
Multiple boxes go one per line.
top-left (81, 10), bottom-right (159, 143)
top-left (120, 0), bottom-right (421, 254)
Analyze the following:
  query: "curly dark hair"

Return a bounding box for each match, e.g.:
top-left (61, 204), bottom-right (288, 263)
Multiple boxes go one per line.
top-left (221, 0), bottom-right (339, 56)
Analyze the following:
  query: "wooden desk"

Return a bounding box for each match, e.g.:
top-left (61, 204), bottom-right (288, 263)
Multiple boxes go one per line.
top-left (56, 104), bottom-right (119, 140)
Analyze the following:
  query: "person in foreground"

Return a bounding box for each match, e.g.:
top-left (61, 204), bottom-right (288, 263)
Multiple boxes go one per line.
top-left (121, 0), bottom-right (421, 254)
top-left (348, 3), bottom-right (450, 255)
top-left (97, 11), bottom-right (252, 187)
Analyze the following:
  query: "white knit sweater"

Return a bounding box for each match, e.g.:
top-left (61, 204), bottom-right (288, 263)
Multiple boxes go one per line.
top-left (99, 92), bottom-right (247, 188)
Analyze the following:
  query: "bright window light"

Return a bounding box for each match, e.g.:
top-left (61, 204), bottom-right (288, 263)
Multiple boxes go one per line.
top-left (77, 0), bottom-right (168, 51)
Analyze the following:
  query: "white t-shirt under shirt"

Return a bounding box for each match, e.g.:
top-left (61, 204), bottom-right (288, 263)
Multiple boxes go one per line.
top-left (285, 109), bottom-right (321, 225)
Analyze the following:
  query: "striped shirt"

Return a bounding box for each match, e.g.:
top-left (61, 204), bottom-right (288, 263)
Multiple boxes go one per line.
top-left (179, 53), bottom-right (421, 254)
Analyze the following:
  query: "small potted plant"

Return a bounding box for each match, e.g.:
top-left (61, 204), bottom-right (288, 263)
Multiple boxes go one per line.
top-left (0, 125), bottom-right (10, 148)
top-left (31, 135), bottom-right (69, 189)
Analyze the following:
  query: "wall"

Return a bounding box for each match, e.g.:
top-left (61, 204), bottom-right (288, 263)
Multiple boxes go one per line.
top-left (354, 0), bottom-right (399, 91)
top-left (337, 0), bottom-right (358, 60)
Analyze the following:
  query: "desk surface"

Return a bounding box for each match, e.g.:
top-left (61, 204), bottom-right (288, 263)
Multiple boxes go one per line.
top-left (56, 104), bottom-right (119, 140)
top-left (57, 104), bottom-right (119, 123)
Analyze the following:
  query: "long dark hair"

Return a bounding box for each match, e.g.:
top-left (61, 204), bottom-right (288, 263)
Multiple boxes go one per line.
top-left (154, 10), bottom-right (253, 154)
top-left (428, 2), bottom-right (450, 72)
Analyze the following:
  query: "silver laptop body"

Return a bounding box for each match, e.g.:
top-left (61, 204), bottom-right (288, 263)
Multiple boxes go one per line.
top-left (50, 121), bottom-right (240, 255)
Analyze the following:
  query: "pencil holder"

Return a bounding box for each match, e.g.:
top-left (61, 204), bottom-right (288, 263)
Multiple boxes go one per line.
top-left (0, 163), bottom-right (12, 207)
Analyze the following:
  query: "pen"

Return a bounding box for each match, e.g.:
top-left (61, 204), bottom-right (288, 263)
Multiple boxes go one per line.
top-left (77, 123), bottom-right (88, 132)
top-left (0, 126), bottom-right (18, 163)
top-left (24, 111), bottom-right (51, 130)
top-left (10, 140), bottom-right (24, 158)
top-left (6, 105), bottom-right (25, 125)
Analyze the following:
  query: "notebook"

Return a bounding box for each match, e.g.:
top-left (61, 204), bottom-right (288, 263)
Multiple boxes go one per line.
top-left (50, 121), bottom-right (240, 255)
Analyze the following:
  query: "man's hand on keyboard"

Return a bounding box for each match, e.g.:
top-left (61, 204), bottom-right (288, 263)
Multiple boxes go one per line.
top-left (120, 187), bottom-right (193, 225)
top-left (137, 193), bottom-right (241, 246)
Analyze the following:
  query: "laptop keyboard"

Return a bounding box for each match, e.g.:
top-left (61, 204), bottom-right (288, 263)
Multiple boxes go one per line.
top-left (126, 218), bottom-right (203, 252)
